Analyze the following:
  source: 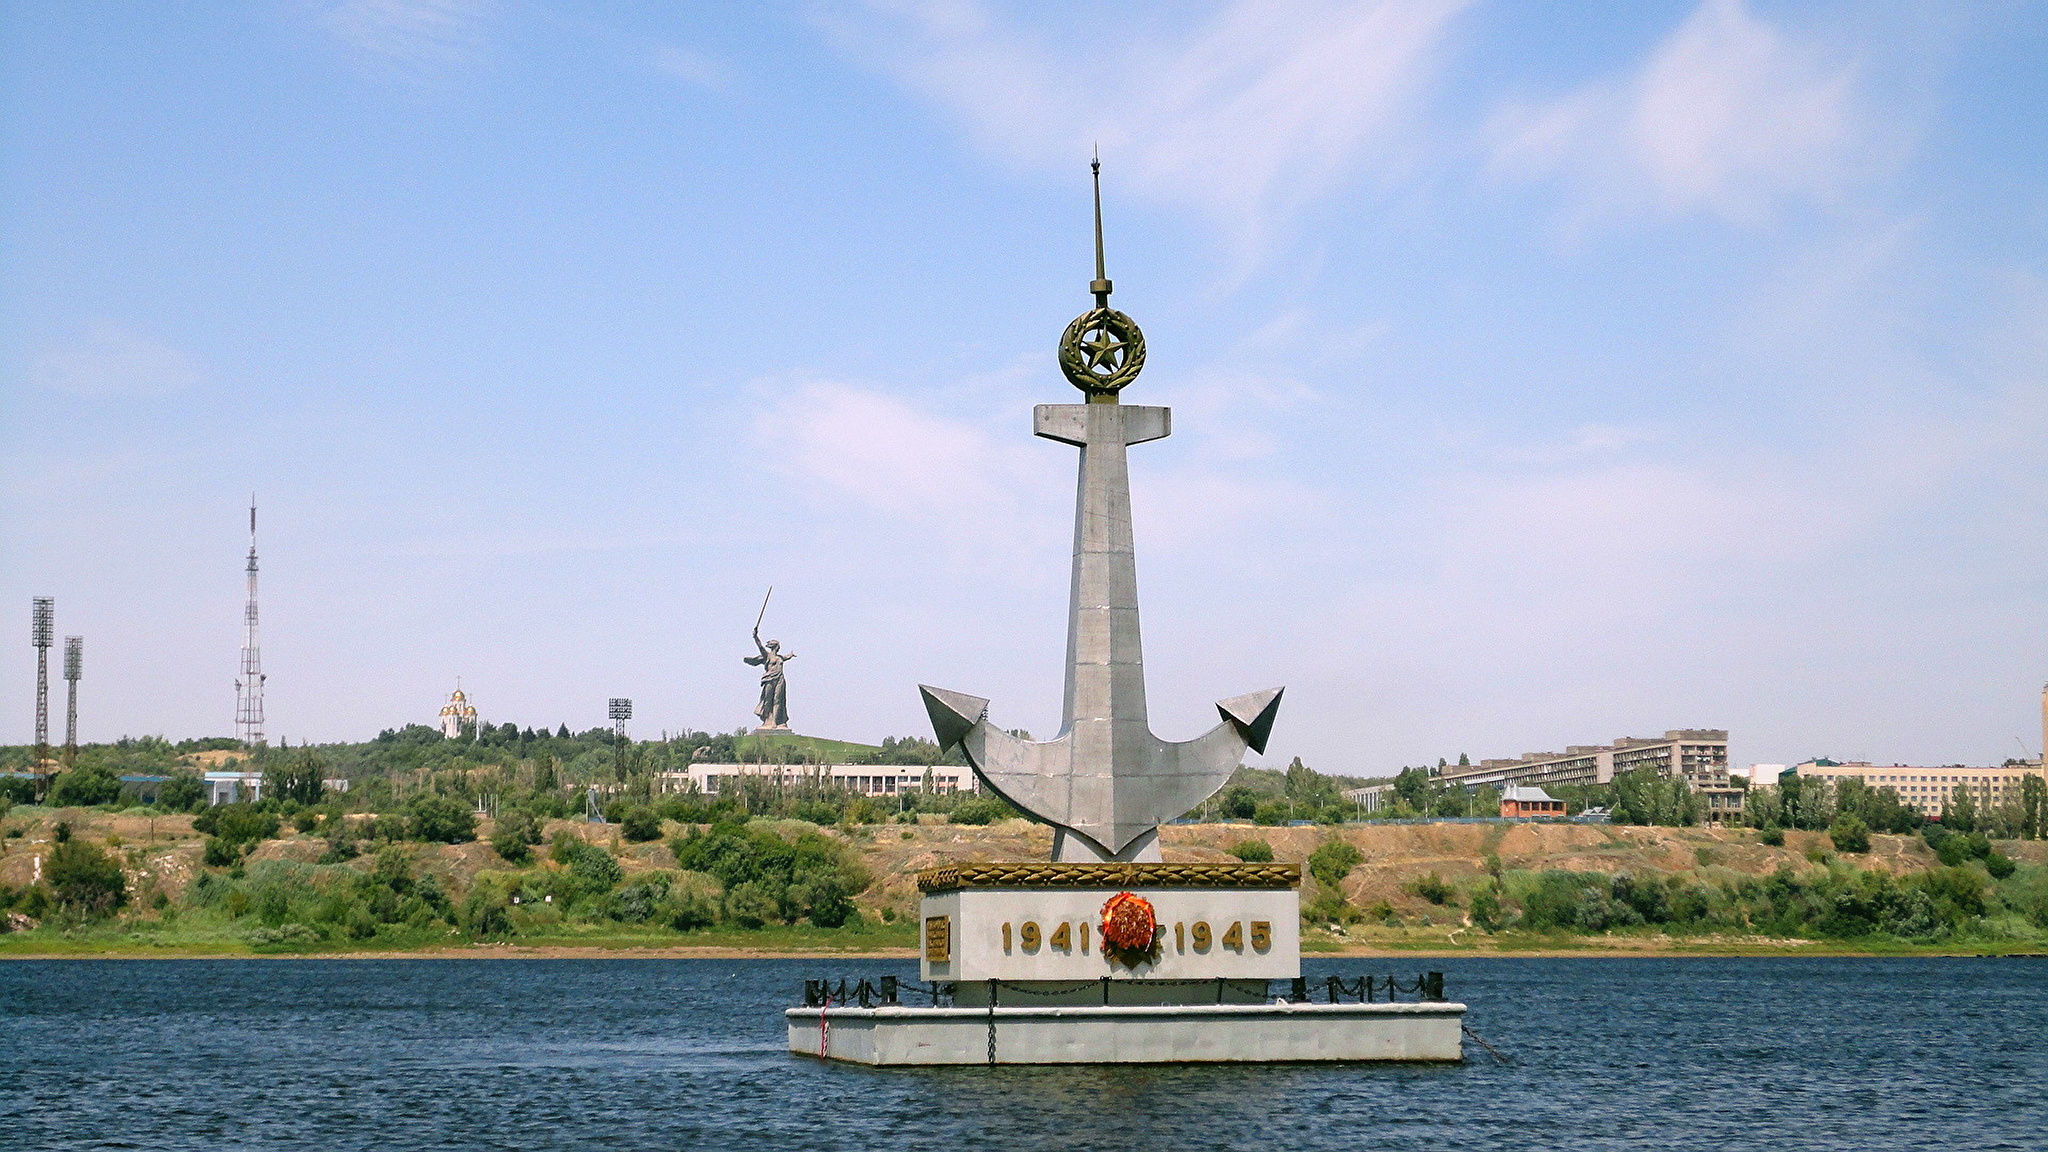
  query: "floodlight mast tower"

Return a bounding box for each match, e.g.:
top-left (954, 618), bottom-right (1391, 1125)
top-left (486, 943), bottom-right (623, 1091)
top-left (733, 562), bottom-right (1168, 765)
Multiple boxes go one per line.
top-left (609, 698), bottom-right (633, 783)
top-left (31, 598), bottom-right (53, 792)
top-left (235, 498), bottom-right (266, 748)
top-left (63, 637), bottom-right (82, 769)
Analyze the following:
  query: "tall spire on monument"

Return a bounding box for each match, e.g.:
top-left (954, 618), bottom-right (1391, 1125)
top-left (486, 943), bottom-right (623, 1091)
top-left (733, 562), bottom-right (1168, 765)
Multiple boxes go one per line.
top-left (1090, 150), bottom-right (1112, 308)
top-left (236, 495), bottom-right (266, 747)
top-left (1058, 156), bottom-right (1146, 404)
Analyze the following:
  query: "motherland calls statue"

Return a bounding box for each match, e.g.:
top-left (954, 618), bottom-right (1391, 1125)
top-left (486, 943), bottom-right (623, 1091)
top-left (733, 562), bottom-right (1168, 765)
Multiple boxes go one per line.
top-left (744, 588), bottom-right (794, 732)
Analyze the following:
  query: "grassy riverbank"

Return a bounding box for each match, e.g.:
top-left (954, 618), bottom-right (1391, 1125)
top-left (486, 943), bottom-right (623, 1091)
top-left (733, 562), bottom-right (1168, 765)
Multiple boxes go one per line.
top-left (4, 805), bottom-right (2045, 958)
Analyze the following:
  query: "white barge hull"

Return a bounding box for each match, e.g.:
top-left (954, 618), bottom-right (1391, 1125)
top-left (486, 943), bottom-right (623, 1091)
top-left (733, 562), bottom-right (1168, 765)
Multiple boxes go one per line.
top-left (787, 1001), bottom-right (1466, 1065)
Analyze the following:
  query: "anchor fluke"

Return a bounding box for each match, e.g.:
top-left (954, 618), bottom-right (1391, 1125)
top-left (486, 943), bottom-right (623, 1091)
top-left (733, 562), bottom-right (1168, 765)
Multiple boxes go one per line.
top-left (1216, 687), bottom-right (1285, 755)
top-left (918, 685), bottom-right (989, 753)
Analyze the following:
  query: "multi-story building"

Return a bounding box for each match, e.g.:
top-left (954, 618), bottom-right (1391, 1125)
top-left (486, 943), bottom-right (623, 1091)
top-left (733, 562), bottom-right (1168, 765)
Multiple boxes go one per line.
top-left (1439, 729), bottom-right (1744, 822)
top-left (1786, 760), bottom-right (2045, 820)
top-left (656, 763), bottom-right (977, 799)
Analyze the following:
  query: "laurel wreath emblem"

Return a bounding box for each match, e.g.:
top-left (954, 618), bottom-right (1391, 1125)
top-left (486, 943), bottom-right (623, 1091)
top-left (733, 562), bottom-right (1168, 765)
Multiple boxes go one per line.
top-left (1058, 307), bottom-right (1146, 397)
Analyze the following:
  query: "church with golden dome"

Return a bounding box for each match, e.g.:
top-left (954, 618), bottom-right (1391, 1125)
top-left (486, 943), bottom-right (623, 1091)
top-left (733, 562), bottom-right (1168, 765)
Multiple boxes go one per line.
top-left (437, 683), bottom-right (477, 739)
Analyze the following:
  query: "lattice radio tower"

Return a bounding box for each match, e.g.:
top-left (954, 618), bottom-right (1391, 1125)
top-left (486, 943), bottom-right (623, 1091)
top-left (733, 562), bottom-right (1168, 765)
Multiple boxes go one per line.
top-left (63, 636), bottom-right (82, 769)
top-left (235, 498), bottom-right (266, 747)
top-left (610, 698), bottom-right (632, 782)
top-left (31, 598), bottom-right (52, 783)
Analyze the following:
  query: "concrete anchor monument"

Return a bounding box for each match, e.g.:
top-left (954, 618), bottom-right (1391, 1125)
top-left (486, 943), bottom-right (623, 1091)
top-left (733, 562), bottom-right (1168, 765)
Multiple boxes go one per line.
top-left (788, 162), bottom-right (1465, 1064)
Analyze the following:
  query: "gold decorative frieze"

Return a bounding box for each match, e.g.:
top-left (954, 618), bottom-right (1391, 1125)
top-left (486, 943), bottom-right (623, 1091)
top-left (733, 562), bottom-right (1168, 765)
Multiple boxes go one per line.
top-left (916, 861), bottom-right (1301, 894)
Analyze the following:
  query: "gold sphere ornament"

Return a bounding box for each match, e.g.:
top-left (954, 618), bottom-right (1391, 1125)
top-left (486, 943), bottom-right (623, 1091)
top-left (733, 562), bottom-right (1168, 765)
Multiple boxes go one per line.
top-left (1058, 306), bottom-right (1146, 400)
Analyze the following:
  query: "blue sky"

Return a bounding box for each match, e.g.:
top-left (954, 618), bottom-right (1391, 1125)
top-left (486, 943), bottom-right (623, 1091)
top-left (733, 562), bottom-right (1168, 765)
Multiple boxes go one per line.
top-left (3, 0), bottom-right (2044, 775)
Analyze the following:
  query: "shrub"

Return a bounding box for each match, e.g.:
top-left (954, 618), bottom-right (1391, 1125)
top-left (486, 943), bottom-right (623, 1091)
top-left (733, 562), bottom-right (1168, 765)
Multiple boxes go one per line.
top-left (948, 798), bottom-right (1006, 826)
top-left (671, 821), bottom-right (870, 927)
top-left (192, 803), bottom-right (279, 847)
top-left (1829, 815), bottom-right (1871, 854)
top-left (157, 773), bottom-right (205, 813)
top-left (842, 798), bottom-right (887, 826)
top-left (667, 872), bottom-right (721, 931)
top-left (1519, 871), bottom-right (1602, 930)
top-left (620, 806), bottom-right (662, 843)
top-left (1228, 838), bottom-right (1274, 863)
top-left (1985, 852), bottom-right (2017, 880)
top-left (1468, 884), bottom-right (1507, 930)
top-left (723, 881), bottom-right (776, 928)
top-left (1252, 801), bottom-right (1288, 826)
top-left (244, 923), bottom-right (322, 949)
top-left (1759, 824), bottom-right (1785, 847)
top-left (561, 840), bottom-right (624, 897)
top-left (317, 827), bottom-right (360, 865)
top-left (1307, 838), bottom-right (1362, 890)
top-left (460, 888), bottom-right (513, 938)
top-left (406, 793), bottom-right (476, 844)
top-left (1407, 871), bottom-right (1454, 905)
top-left (48, 766), bottom-right (122, 807)
top-left (202, 837), bottom-right (242, 867)
top-left (607, 877), bottom-right (669, 922)
top-left (46, 836), bottom-right (126, 915)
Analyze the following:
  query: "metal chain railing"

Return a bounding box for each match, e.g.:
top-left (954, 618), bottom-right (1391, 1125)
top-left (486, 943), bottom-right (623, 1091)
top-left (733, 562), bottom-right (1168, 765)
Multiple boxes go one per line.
top-left (801, 972), bottom-right (1447, 1009)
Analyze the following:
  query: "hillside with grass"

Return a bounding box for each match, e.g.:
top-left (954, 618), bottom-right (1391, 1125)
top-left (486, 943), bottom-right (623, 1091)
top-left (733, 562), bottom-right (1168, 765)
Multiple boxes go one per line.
top-left (3, 800), bottom-right (2044, 957)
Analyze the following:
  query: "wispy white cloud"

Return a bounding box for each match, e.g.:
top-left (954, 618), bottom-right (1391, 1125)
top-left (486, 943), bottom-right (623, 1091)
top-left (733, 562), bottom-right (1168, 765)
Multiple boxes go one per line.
top-left (651, 43), bottom-right (733, 91)
top-left (758, 376), bottom-right (1065, 570)
top-left (1488, 0), bottom-right (1863, 225)
top-left (31, 322), bottom-right (203, 398)
top-left (316, 0), bottom-right (494, 77)
top-left (831, 0), bottom-right (1470, 256)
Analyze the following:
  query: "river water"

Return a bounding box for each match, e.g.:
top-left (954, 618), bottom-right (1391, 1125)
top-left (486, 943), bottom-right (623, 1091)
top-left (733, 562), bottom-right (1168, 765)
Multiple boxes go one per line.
top-left (2, 956), bottom-right (2042, 1151)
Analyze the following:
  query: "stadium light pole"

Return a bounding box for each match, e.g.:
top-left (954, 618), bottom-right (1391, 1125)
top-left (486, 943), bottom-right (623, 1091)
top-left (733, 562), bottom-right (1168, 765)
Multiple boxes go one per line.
top-left (609, 698), bottom-right (633, 784)
top-left (31, 598), bottom-right (53, 796)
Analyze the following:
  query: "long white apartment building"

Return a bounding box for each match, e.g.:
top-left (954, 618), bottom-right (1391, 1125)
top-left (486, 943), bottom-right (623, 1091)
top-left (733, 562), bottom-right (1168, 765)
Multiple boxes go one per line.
top-left (655, 763), bottom-right (977, 799)
top-left (1785, 759), bottom-right (2045, 819)
top-left (1438, 729), bottom-right (1744, 822)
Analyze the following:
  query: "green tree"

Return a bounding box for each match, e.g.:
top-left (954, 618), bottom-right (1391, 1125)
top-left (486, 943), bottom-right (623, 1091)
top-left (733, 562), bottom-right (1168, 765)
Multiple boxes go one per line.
top-left (489, 810), bottom-right (543, 864)
top-left (48, 765), bottom-right (122, 807)
top-left (1945, 783), bottom-right (1977, 833)
top-left (1392, 766), bottom-right (1431, 810)
top-left (157, 772), bottom-right (205, 812)
top-left (2021, 775), bottom-right (2047, 840)
top-left (46, 830), bottom-right (126, 915)
top-left (619, 805), bottom-right (662, 843)
top-left (406, 793), bottom-right (477, 843)
top-left (670, 821), bottom-right (869, 927)
top-left (192, 803), bottom-right (280, 848)
top-left (1829, 814), bottom-right (1871, 853)
top-left (1283, 757), bottom-right (1338, 808)
top-left (1307, 838), bottom-right (1362, 890)
top-left (263, 750), bottom-right (326, 806)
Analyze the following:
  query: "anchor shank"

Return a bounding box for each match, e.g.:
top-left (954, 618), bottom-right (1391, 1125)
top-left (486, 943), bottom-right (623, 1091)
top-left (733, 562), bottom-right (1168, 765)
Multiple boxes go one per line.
top-left (1036, 403), bottom-right (1169, 844)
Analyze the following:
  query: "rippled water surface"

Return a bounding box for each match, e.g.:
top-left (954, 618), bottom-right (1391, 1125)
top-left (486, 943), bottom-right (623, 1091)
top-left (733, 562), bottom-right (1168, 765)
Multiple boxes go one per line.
top-left (3, 956), bottom-right (2043, 1151)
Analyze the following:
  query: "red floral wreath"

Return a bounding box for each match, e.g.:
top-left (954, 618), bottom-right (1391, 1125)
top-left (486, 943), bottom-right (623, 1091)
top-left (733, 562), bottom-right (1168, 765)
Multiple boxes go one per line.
top-left (1100, 891), bottom-right (1160, 966)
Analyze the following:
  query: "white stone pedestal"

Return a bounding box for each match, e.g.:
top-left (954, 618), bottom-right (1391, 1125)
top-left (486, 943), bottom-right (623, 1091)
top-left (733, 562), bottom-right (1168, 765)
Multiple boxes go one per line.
top-left (787, 1001), bottom-right (1467, 1065)
top-left (786, 862), bottom-right (1465, 1065)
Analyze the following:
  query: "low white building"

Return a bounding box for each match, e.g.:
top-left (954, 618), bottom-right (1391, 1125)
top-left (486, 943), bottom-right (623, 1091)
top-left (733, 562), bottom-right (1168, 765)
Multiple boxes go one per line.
top-left (656, 763), bottom-right (976, 798)
top-left (203, 770), bottom-right (265, 805)
top-left (1340, 784), bottom-right (1395, 813)
top-left (200, 770), bottom-right (349, 805)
